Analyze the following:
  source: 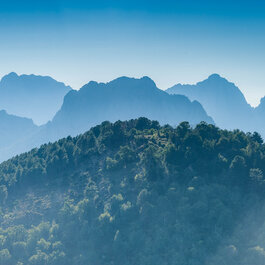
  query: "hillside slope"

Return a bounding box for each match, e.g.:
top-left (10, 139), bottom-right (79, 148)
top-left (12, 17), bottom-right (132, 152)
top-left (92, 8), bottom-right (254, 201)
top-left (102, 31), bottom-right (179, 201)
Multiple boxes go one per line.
top-left (0, 118), bottom-right (265, 264)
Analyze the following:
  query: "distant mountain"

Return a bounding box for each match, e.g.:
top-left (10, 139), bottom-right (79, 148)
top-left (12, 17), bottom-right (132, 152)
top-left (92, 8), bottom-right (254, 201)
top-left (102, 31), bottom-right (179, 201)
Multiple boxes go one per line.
top-left (255, 97), bottom-right (265, 117)
top-left (167, 74), bottom-right (255, 131)
top-left (0, 76), bottom-right (213, 162)
top-left (0, 110), bottom-right (39, 161)
top-left (0, 72), bottom-right (72, 125)
top-left (42, 76), bottom-right (214, 142)
top-left (253, 97), bottom-right (265, 136)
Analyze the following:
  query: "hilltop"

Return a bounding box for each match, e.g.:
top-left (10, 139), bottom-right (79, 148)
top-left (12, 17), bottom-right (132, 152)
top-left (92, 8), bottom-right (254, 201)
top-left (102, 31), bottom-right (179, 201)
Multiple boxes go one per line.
top-left (0, 118), bottom-right (265, 264)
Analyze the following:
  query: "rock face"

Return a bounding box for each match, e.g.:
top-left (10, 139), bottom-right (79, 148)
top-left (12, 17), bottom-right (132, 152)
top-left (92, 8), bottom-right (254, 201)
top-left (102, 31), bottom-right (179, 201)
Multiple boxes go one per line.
top-left (45, 76), bottom-right (214, 141)
top-left (0, 72), bottom-right (71, 125)
top-left (167, 74), bottom-right (254, 131)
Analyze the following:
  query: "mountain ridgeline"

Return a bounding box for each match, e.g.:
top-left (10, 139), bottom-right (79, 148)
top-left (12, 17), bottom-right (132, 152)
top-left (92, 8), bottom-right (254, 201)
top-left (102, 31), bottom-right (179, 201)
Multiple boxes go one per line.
top-left (166, 74), bottom-right (265, 135)
top-left (46, 76), bottom-right (213, 140)
top-left (0, 118), bottom-right (265, 264)
top-left (0, 76), bottom-right (213, 162)
top-left (0, 72), bottom-right (71, 125)
top-left (1, 73), bottom-right (265, 164)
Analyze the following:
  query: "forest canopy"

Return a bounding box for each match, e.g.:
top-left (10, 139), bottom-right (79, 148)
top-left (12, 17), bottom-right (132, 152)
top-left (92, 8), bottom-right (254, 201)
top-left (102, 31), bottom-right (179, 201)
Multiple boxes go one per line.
top-left (0, 118), bottom-right (265, 264)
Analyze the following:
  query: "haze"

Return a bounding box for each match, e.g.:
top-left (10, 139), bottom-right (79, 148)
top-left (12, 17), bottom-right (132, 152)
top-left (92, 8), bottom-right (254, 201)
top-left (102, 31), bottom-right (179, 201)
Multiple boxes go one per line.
top-left (0, 0), bottom-right (264, 106)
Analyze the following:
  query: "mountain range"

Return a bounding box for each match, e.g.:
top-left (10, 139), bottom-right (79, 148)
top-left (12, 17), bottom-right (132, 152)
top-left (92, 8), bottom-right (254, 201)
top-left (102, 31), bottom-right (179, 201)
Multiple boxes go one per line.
top-left (1, 73), bottom-right (265, 264)
top-left (44, 76), bottom-right (213, 141)
top-left (0, 75), bottom-right (212, 162)
top-left (1, 73), bottom-right (265, 163)
top-left (166, 74), bottom-right (265, 134)
top-left (0, 72), bottom-right (71, 125)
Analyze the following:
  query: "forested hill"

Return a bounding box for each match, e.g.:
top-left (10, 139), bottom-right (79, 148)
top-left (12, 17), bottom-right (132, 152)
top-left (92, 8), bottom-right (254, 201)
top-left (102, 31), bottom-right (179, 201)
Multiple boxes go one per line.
top-left (1, 118), bottom-right (265, 264)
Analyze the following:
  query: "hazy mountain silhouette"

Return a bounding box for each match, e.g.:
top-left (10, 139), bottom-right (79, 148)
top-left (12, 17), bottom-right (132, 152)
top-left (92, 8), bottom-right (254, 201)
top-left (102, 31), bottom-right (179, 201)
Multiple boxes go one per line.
top-left (0, 76), bottom-right (213, 162)
top-left (253, 97), bottom-right (265, 136)
top-left (254, 96), bottom-right (265, 115)
top-left (167, 74), bottom-right (255, 131)
top-left (0, 72), bottom-right (71, 125)
top-left (39, 76), bottom-right (214, 142)
top-left (0, 110), bottom-right (39, 161)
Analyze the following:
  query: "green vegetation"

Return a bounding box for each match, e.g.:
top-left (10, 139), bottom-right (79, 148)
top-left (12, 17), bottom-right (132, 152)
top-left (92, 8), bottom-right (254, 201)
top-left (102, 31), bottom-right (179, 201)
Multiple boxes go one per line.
top-left (0, 117), bottom-right (265, 264)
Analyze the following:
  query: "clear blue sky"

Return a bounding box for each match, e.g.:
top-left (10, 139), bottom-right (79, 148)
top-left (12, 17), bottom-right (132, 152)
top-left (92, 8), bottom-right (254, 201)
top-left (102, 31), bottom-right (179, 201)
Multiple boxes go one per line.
top-left (0, 0), bottom-right (265, 106)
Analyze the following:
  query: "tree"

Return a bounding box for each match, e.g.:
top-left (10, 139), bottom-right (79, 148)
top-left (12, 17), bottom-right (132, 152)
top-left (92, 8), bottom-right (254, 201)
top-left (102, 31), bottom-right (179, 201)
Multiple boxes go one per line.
top-left (229, 155), bottom-right (247, 185)
top-left (28, 250), bottom-right (49, 265)
top-left (251, 132), bottom-right (263, 144)
top-left (0, 249), bottom-right (11, 265)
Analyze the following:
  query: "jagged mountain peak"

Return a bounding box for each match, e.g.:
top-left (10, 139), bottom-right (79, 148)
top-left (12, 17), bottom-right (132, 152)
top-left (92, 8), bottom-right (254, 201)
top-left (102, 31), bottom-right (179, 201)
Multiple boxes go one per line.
top-left (169, 74), bottom-right (233, 91)
top-left (108, 75), bottom-right (156, 86)
top-left (166, 74), bottom-right (252, 131)
top-left (0, 72), bottom-right (19, 84)
top-left (80, 76), bottom-right (157, 93)
top-left (2, 71), bottom-right (18, 79)
top-left (196, 74), bottom-right (237, 89)
top-left (208, 73), bottom-right (221, 79)
top-left (0, 72), bottom-right (71, 89)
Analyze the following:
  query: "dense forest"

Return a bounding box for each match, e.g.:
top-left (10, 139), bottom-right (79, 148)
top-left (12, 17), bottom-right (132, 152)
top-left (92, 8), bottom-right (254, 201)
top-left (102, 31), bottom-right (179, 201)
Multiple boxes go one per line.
top-left (1, 118), bottom-right (265, 264)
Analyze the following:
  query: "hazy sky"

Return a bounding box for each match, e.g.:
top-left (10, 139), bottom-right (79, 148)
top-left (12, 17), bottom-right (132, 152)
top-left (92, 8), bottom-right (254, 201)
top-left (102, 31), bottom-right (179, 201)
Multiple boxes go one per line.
top-left (0, 0), bottom-right (264, 106)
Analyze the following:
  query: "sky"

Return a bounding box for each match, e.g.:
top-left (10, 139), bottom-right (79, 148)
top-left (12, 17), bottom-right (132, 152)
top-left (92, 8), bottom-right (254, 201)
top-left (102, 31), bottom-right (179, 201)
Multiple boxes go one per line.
top-left (0, 0), bottom-right (264, 106)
